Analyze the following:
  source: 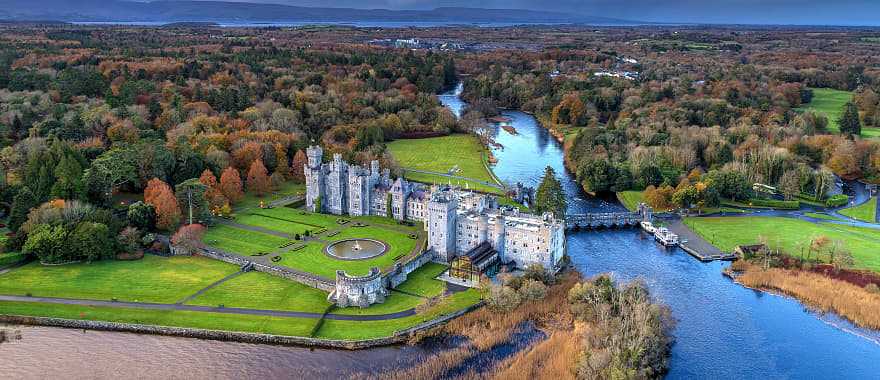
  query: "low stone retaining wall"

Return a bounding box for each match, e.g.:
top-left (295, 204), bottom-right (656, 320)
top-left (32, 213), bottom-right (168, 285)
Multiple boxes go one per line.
top-left (197, 249), bottom-right (334, 292)
top-left (0, 302), bottom-right (484, 350)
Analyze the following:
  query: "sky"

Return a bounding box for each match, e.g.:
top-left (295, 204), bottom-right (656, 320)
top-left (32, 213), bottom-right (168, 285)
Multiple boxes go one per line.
top-left (228, 0), bottom-right (880, 25)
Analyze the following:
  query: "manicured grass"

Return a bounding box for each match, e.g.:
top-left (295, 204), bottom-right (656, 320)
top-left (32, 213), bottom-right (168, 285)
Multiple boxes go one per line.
top-left (803, 212), bottom-right (845, 222)
top-left (0, 255), bottom-right (238, 303)
top-left (0, 301), bottom-right (319, 337)
top-left (314, 288), bottom-right (482, 340)
top-left (684, 216), bottom-right (880, 272)
top-left (394, 263), bottom-right (448, 298)
top-left (617, 191), bottom-right (644, 211)
top-left (235, 181), bottom-right (305, 211)
top-left (253, 207), bottom-right (339, 228)
top-left (839, 197), bottom-right (877, 223)
top-left (350, 215), bottom-right (419, 232)
top-left (186, 271), bottom-right (331, 313)
top-left (277, 228), bottom-right (415, 279)
top-left (0, 252), bottom-right (27, 267)
top-left (796, 88), bottom-right (853, 134)
top-left (330, 291), bottom-right (424, 316)
top-left (203, 224), bottom-right (289, 255)
top-left (387, 134), bottom-right (502, 193)
top-left (234, 213), bottom-right (315, 236)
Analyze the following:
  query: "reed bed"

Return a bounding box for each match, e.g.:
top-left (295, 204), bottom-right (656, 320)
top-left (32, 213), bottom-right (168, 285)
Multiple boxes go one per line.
top-left (737, 263), bottom-right (880, 329)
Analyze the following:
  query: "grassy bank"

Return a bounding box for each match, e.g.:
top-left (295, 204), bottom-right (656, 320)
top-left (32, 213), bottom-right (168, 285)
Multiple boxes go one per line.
top-left (796, 88), bottom-right (852, 133)
top-left (386, 134), bottom-right (502, 194)
top-left (733, 261), bottom-right (880, 329)
top-left (839, 197), bottom-right (877, 223)
top-left (684, 216), bottom-right (880, 272)
top-left (617, 191), bottom-right (644, 211)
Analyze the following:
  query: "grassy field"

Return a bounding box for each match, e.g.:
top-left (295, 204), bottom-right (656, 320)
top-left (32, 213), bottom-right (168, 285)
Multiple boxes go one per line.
top-left (277, 225), bottom-right (417, 278)
top-left (331, 291), bottom-right (424, 316)
top-left (0, 300), bottom-right (320, 337)
top-left (394, 262), bottom-right (448, 297)
top-left (839, 197), bottom-right (877, 223)
top-left (314, 288), bottom-right (482, 340)
top-left (617, 191), bottom-right (645, 211)
top-left (387, 134), bottom-right (502, 194)
top-left (0, 255), bottom-right (237, 303)
top-left (684, 216), bottom-right (880, 272)
top-left (796, 88), bottom-right (852, 133)
top-left (203, 224), bottom-right (289, 256)
top-left (186, 271), bottom-right (331, 313)
top-left (250, 207), bottom-right (340, 229)
top-left (235, 181), bottom-right (305, 211)
top-left (233, 213), bottom-right (315, 236)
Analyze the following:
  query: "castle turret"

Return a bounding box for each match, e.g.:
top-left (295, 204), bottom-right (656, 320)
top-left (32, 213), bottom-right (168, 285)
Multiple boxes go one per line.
top-left (304, 145), bottom-right (325, 212)
top-left (427, 190), bottom-right (458, 263)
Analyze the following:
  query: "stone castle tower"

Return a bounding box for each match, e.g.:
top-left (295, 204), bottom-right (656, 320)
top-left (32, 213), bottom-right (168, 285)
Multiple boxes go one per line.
top-left (324, 153), bottom-right (349, 215)
top-left (304, 145), bottom-right (325, 212)
top-left (348, 160), bottom-right (381, 216)
top-left (427, 190), bottom-right (458, 263)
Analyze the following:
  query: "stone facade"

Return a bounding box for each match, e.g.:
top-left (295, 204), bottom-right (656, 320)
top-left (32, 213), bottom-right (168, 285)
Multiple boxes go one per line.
top-left (304, 145), bottom-right (567, 306)
top-left (329, 268), bottom-right (388, 308)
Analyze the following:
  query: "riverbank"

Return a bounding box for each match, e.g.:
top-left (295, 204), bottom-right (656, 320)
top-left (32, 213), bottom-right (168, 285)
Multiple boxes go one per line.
top-left (728, 261), bottom-right (880, 330)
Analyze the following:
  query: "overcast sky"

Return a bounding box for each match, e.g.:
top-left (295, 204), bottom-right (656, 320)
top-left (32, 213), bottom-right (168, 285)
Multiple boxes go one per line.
top-left (229, 0), bottom-right (880, 25)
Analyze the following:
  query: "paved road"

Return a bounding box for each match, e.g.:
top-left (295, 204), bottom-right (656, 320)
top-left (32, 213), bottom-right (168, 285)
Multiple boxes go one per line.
top-left (0, 295), bottom-right (415, 321)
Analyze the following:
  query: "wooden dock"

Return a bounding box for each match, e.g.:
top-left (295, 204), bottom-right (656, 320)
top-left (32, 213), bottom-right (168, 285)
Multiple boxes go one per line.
top-left (666, 219), bottom-right (738, 262)
top-left (678, 242), bottom-right (738, 262)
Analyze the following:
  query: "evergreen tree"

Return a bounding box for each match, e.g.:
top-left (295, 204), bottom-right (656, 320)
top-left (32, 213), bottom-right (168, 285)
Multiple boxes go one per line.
top-left (9, 187), bottom-right (38, 231)
top-left (175, 178), bottom-right (210, 225)
top-left (534, 166), bottom-right (567, 219)
top-left (839, 101), bottom-right (862, 137)
top-left (51, 154), bottom-right (85, 200)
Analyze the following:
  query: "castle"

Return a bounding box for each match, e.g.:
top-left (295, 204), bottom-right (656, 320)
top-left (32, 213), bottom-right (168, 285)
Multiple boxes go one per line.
top-left (305, 145), bottom-right (566, 306)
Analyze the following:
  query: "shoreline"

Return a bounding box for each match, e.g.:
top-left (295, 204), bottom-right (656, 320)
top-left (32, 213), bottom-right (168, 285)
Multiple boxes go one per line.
top-left (0, 302), bottom-right (484, 349)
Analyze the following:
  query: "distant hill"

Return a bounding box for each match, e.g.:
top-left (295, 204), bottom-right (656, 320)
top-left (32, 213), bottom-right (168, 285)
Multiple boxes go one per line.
top-left (0, 1), bottom-right (639, 25)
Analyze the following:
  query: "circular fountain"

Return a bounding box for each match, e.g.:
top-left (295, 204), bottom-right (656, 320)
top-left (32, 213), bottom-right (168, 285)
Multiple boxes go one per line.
top-left (324, 238), bottom-right (388, 260)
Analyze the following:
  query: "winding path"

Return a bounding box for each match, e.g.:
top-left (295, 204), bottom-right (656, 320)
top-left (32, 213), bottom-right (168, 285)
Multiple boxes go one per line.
top-left (0, 294), bottom-right (416, 321)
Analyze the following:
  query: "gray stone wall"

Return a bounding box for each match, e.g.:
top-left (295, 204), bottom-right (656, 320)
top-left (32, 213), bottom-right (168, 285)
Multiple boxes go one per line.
top-left (197, 250), bottom-right (334, 292)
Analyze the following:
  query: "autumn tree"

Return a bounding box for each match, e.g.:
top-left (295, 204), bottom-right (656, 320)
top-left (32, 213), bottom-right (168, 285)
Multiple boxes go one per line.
top-left (291, 149), bottom-right (307, 183)
top-left (219, 167), bottom-right (244, 203)
top-left (171, 223), bottom-right (206, 255)
top-left (199, 169), bottom-right (227, 208)
top-left (145, 178), bottom-right (181, 230)
top-left (273, 143), bottom-right (290, 179)
top-left (247, 159), bottom-right (271, 196)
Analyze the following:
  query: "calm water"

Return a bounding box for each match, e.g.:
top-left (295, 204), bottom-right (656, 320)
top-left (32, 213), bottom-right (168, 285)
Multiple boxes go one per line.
top-left (441, 86), bottom-right (880, 379)
top-left (2, 86), bottom-right (880, 379)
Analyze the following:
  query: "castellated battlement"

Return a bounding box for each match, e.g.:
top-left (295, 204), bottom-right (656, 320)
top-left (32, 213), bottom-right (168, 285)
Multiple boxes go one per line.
top-left (329, 268), bottom-right (387, 308)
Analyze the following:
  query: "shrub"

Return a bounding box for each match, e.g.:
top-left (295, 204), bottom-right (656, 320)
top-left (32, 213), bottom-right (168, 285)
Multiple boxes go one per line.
top-left (866, 283), bottom-right (880, 294)
top-left (519, 279), bottom-right (548, 301)
top-left (487, 285), bottom-right (521, 311)
top-left (748, 198), bottom-right (799, 209)
top-left (825, 194), bottom-right (850, 208)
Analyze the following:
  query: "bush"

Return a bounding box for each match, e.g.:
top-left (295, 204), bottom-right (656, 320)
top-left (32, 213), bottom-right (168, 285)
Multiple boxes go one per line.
top-left (519, 279), bottom-right (548, 301)
top-left (866, 283), bottom-right (880, 294)
top-left (0, 252), bottom-right (27, 267)
top-left (748, 198), bottom-right (799, 209)
top-left (487, 285), bottom-right (521, 311)
top-left (825, 194), bottom-right (850, 208)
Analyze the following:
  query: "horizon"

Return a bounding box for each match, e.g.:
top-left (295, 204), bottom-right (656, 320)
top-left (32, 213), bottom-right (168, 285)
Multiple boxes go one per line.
top-left (3, 0), bottom-right (880, 27)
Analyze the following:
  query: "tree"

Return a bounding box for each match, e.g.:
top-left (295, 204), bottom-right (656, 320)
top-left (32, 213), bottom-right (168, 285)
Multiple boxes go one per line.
top-left (839, 101), bottom-right (862, 137)
top-left (291, 149), bottom-right (307, 183)
top-left (69, 222), bottom-right (113, 262)
top-left (219, 167), bottom-right (244, 203)
top-left (50, 154), bottom-right (86, 201)
top-left (171, 224), bottom-right (206, 255)
top-left (247, 159), bottom-right (271, 196)
top-left (127, 201), bottom-right (156, 230)
top-left (534, 166), bottom-right (567, 219)
top-left (9, 187), bottom-right (38, 231)
top-left (778, 170), bottom-right (801, 201)
top-left (145, 178), bottom-right (181, 230)
top-left (22, 224), bottom-right (67, 264)
top-left (175, 178), bottom-right (210, 225)
top-left (273, 143), bottom-right (290, 179)
top-left (199, 169), bottom-right (226, 208)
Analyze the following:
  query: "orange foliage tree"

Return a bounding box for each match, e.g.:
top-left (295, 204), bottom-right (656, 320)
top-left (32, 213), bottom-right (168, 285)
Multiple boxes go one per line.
top-left (247, 159), bottom-right (271, 196)
top-left (219, 167), bottom-right (244, 204)
top-left (199, 169), bottom-right (227, 208)
top-left (145, 178), bottom-right (181, 230)
top-left (291, 149), bottom-right (307, 183)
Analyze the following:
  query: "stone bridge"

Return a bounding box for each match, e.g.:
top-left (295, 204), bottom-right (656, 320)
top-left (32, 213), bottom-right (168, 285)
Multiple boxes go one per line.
top-left (565, 203), bottom-right (653, 230)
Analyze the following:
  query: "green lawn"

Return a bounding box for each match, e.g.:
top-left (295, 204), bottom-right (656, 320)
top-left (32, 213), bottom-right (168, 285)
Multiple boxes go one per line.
top-left (394, 262), bottom-right (448, 297)
top-left (186, 271), bottom-right (331, 313)
top-left (234, 213), bottom-right (316, 236)
top-left (235, 181), bottom-right (305, 211)
top-left (803, 212), bottom-right (845, 222)
top-left (0, 300), bottom-right (319, 337)
top-left (617, 191), bottom-right (645, 211)
top-left (330, 291), bottom-right (424, 316)
top-left (0, 255), bottom-right (237, 303)
top-left (839, 197), bottom-right (877, 223)
top-left (387, 134), bottom-right (502, 194)
top-left (314, 288), bottom-right (482, 340)
top-left (203, 224), bottom-right (289, 256)
top-left (251, 207), bottom-right (340, 229)
top-left (796, 88), bottom-right (852, 134)
top-left (684, 216), bottom-right (880, 272)
top-left (277, 225), bottom-right (416, 279)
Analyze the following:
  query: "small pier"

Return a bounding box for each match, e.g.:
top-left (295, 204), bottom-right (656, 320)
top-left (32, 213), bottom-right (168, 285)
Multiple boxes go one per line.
top-left (666, 220), bottom-right (738, 262)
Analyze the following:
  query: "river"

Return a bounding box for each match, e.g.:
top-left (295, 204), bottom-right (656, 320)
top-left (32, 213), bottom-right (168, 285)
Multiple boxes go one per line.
top-left (2, 85), bottom-right (880, 379)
